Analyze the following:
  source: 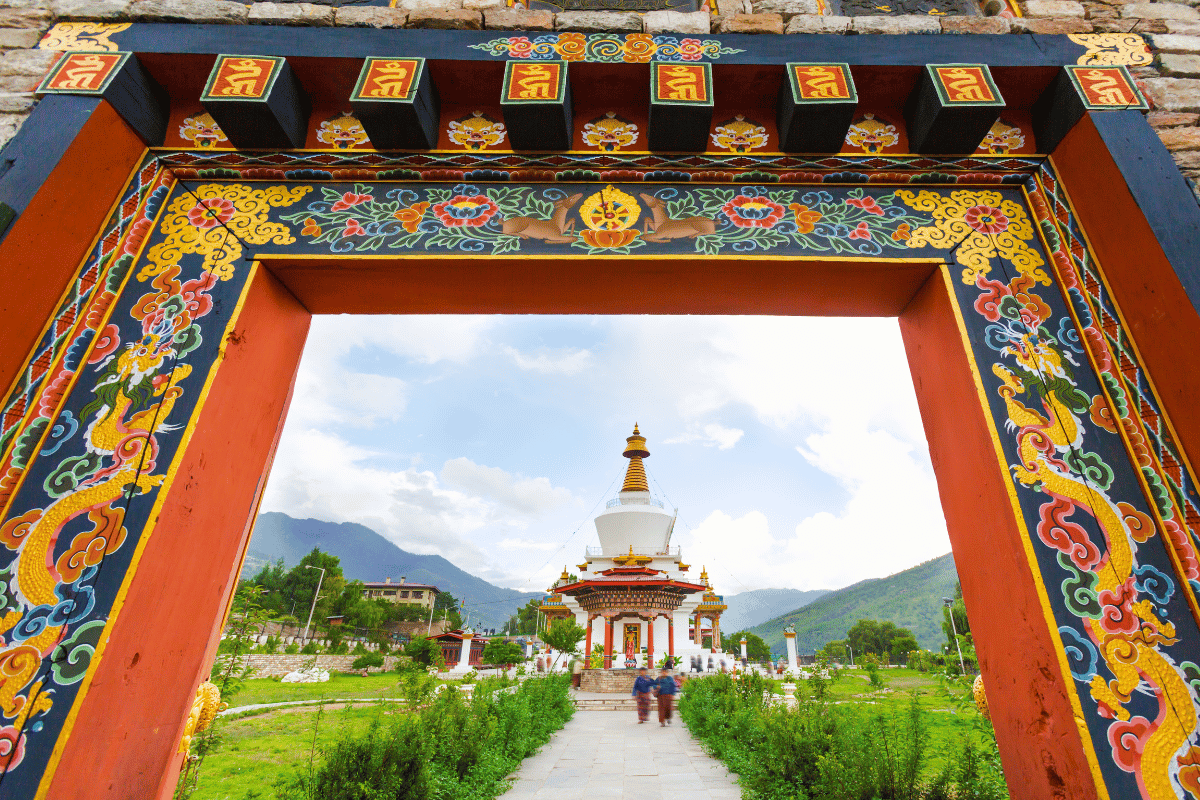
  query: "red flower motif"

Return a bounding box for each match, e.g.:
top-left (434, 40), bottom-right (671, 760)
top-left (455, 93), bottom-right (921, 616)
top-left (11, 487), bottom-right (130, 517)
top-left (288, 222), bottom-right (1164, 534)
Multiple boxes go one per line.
top-left (0, 725), bottom-right (26, 772)
top-left (721, 195), bottom-right (786, 228)
top-left (331, 191), bottom-right (372, 213)
top-left (187, 197), bottom-right (234, 229)
top-left (676, 39), bottom-right (704, 61)
top-left (342, 218), bottom-right (366, 238)
top-left (963, 204), bottom-right (1009, 234)
top-left (849, 222), bottom-right (872, 240)
top-left (432, 195), bottom-right (500, 227)
top-left (507, 36), bottom-right (534, 58)
top-left (847, 196), bottom-right (885, 216)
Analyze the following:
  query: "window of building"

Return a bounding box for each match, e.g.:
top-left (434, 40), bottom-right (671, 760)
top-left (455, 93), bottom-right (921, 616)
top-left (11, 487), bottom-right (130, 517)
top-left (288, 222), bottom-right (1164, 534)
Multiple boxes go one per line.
top-left (413, 591), bottom-right (423, 599)
top-left (401, 590), bottom-right (409, 598)
top-left (385, 590), bottom-right (396, 596)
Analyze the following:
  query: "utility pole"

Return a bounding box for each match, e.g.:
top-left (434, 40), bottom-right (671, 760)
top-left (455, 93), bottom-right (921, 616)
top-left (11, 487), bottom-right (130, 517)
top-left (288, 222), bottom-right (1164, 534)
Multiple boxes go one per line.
top-left (302, 565), bottom-right (327, 642)
top-left (426, 595), bottom-right (436, 636)
top-left (944, 597), bottom-right (967, 675)
top-left (847, 644), bottom-right (854, 667)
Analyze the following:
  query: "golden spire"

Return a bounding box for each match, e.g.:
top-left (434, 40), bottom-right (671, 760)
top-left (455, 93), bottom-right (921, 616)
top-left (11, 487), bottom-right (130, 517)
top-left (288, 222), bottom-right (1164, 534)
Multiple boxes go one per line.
top-left (700, 566), bottom-right (710, 586)
top-left (621, 423), bottom-right (650, 492)
top-left (559, 566), bottom-right (570, 584)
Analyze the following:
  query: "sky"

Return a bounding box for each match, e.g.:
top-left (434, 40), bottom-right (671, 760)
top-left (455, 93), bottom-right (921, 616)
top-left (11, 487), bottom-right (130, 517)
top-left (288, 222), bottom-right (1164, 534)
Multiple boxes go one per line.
top-left (258, 315), bottom-right (952, 598)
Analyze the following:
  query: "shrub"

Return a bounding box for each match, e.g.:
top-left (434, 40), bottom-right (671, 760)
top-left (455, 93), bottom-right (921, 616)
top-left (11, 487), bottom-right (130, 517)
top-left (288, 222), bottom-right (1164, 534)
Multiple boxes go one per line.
top-left (352, 642), bottom-right (368, 655)
top-left (300, 642), bottom-right (319, 655)
top-left (351, 653), bottom-right (385, 671)
top-left (283, 644), bottom-right (299, 655)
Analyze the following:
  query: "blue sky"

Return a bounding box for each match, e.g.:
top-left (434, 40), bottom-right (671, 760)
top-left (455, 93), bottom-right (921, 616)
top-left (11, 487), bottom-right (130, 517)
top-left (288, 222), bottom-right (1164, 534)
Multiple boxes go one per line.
top-left (259, 315), bottom-right (951, 597)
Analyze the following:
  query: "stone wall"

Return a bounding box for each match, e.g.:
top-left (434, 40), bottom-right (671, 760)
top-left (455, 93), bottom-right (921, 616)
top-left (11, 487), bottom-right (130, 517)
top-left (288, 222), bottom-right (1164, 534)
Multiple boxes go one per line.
top-left (1, 0), bottom-right (1200, 201)
top-left (217, 653), bottom-right (403, 677)
top-left (579, 668), bottom-right (637, 693)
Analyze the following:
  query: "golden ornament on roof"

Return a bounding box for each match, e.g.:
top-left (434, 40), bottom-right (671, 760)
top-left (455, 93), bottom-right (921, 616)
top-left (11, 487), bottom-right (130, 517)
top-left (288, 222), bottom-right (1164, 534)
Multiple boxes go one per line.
top-left (621, 423), bottom-right (651, 493)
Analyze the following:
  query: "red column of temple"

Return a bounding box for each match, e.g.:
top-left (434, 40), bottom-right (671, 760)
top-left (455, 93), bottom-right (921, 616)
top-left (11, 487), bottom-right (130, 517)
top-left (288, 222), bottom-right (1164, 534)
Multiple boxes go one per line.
top-left (584, 615), bottom-right (594, 666)
top-left (647, 615), bottom-right (654, 668)
top-left (604, 615), bottom-right (613, 669)
top-left (668, 616), bottom-right (675, 658)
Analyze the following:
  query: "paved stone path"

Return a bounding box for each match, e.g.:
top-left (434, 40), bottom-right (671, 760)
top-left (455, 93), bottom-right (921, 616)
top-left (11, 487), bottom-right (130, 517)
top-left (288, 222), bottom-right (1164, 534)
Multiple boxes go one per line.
top-left (501, 700), bottom-right (741, 800)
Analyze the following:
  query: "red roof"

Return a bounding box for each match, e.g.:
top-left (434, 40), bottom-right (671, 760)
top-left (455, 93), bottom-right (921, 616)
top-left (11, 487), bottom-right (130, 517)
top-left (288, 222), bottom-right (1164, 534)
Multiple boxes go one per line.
top-left (557, 566), bottom-right (706, 595)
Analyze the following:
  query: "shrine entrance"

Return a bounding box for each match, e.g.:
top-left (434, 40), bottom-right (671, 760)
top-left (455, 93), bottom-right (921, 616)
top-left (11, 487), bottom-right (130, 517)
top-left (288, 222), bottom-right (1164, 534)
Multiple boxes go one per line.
top-left (1, 27), bottom-right (1200, 800)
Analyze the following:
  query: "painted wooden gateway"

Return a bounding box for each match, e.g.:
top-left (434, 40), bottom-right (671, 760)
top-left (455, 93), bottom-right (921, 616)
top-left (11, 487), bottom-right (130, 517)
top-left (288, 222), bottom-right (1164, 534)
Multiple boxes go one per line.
top-left (0, 18), bottom-right (1199, 800)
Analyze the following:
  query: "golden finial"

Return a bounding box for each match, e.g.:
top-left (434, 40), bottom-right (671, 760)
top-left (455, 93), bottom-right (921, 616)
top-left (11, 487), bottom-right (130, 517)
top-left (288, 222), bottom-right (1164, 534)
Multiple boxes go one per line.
top-left (613, 545), bottom-right (653, 567)
top-left (621, 423), bottom-right (650, 492)
top-left (700, 566), bottom-right (710, 586)
top-left (559, 566), bottom-right (570, 583)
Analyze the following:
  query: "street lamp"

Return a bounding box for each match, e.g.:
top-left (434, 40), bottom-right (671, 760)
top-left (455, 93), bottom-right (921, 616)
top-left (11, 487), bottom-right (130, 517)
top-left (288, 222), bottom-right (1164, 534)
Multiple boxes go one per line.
top-left (846, 644), bottom-right (854, 667)
top-left (301, 565), bottom-right (327, 642)
top-left (943, 597), bottom-right (967, 675)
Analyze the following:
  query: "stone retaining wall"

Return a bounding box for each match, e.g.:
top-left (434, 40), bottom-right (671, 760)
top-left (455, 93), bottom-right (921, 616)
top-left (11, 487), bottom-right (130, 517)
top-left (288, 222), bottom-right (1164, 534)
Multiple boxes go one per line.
top-left (216, 653), bottom-right (402, 677)
top-left (2, 0), bottom-right (1200, 199)
top-left (579, 668), bottom-right (637, 693)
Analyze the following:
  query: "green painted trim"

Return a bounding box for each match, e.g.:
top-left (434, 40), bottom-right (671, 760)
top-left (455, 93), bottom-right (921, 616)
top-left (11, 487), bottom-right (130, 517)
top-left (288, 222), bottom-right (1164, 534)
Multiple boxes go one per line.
top-left (200, 54), bottom-right (286, 103)
top-left (35, 51), bottom-right (131, 96)
top-left (785, 62), bottom-right (858, 105)
top-left (926, 63), bottom-right (1005, 108)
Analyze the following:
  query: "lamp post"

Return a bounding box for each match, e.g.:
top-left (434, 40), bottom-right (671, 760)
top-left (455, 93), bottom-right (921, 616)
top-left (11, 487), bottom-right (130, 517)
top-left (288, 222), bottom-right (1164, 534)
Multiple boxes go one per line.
top-left (846, 644), bottom-right (854, 667)
top-left (301, 565), bottom-right (327, 642)
top-left (943, 597), bottom-right (967, 675)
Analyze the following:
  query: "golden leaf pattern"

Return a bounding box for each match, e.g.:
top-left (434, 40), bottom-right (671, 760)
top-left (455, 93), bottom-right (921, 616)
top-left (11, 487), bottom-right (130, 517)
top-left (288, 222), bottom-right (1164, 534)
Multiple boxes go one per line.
top-left (38, 22), bottom-right (131, 52)
top-left (140, 183), bottom-right (312, 282)
top-left (895, 189), bottom-right (1048, 286)
top-left (1069, 33), bottom-right (1153, 66)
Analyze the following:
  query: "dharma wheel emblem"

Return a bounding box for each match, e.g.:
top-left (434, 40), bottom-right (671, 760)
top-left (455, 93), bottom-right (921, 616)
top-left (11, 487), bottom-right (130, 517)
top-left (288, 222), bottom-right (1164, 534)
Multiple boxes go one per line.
top-left (579, 185), bottom-right (642, 248)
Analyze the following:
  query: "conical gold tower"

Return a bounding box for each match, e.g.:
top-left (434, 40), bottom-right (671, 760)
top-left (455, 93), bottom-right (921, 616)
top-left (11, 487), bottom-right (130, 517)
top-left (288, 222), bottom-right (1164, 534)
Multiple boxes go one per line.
top-left (621, 423), bottom-right (650, 492)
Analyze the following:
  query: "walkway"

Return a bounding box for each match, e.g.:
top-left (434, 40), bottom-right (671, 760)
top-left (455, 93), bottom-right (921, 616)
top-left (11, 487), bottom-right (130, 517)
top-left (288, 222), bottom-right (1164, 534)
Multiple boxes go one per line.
top-left (501, 696), bottom-right (741, 800)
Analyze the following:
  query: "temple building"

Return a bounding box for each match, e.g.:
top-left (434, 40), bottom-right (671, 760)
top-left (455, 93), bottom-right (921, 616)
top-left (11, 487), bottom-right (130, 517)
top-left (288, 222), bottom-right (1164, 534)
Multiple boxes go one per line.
top-left (539, 425), bottom-right (724, 669)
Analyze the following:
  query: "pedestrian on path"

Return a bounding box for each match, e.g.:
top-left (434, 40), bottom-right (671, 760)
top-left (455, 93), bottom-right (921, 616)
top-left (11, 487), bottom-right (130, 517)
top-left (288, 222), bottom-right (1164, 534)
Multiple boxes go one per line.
top-left (656, 668), bottom-right (677, 726)
top-left (633, 667), bottom-right (655, 724)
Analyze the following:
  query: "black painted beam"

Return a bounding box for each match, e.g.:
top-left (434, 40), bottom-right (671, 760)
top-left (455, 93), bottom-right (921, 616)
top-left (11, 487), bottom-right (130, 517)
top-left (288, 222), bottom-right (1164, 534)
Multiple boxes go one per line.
top-left (1033, 64), bottom-right (1147, 154)
top-left (0, 95), bottom-right (104, 246)
top-left (35, 51), bottom-right (167, 145)
top-left (501, 60), bottom-right (572, 151)
top-left (350, 57), bottom-right (439, 150)
top-left (649, 61), bottom-right (712, 152)
top-left (777, 62), bottom-right (857, 153)
top-left (201, 55), bottom-right (309, 149)
top-left (95, 26), bottom-right (1097, 68)
top-left (905, 64), bottom-right (1005, 155)
top-left (1091, 109), bottom-right (1200, 316)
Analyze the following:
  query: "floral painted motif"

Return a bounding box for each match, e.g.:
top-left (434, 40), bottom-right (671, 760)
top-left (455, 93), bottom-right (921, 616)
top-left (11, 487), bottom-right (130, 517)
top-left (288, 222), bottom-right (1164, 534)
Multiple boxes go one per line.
top-left (468, 33), bottom-right (744, 63)
top-left (178, 112), bottom-right (227, 149)
top-left (845, 113), bottom-right (900, 154)
top-left (139, 183), bottom-right (311, 281)
top-left (582, 112), bottom-right (639, 152)
top-left (710, 116), bottom-right (769, 154)
top-left (447, 112), bottom-right (507, 151)
top-left (432, 195), bottom-right (501, 227)
top-left (722, 194), bottom-right (786, 227)
top-left (316, 113), bottom-right (371, 150)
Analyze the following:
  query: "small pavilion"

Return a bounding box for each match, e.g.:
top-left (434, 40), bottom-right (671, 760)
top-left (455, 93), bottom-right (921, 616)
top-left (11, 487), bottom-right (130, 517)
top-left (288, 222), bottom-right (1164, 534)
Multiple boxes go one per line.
top-left (540, 425), bottom-right (723, 669)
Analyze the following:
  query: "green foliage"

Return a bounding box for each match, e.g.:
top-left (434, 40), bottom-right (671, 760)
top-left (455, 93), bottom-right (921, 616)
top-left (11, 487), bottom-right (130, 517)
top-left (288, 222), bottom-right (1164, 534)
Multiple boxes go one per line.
top-left (350, 653), bottom-right (385, 671)
top-left (909, 649), bottom-right (940, 673)
top-left (273, 675), bottom-right (575, 800)
top-left (404, 637), bottom-right (445, 671)
top-left (846, 619), bottom-right (919, 665)
top-left (284, 644), bottom-right (299, 655)
top-left (751, 553), bottom-right (958, 655)
top-left (539, 618), bottom-right (587, 668)
top-left (300, 642), bottom-right (319, 655)
top-left (679, 673), bottom-right (1008, 800)
top-left (504, 598), bottom-right (541, 636)
top-left (864, 655), bottom-right (886, 689)
top-left (726, 630), bottom-right (771, 661)
top-left (808, 654), bottom-right (839, 701)
top-left (481, 639), bottom-right (523, 666)
top-left (942, 582), bottom-right (972, 654)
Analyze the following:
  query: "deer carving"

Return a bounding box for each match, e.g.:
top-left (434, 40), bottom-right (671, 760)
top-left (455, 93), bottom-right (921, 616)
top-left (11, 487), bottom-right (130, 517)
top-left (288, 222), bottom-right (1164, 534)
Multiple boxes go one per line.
top-left (501, 193), bottom-right (583, 243)
top-left (639, 194), bottom-right (716, 242)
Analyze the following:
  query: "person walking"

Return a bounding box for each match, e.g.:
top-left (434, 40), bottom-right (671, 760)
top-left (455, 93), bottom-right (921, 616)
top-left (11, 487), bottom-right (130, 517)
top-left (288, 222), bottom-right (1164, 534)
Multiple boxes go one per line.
top-left (655, 668), bottom-right (677, 726)
top-left (632, 667), bottom-right (655, 724)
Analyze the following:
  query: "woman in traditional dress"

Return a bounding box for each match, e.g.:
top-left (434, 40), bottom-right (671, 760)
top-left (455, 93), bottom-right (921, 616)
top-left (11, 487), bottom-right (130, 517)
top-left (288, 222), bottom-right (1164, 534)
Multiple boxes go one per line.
top-left (632, 667), bottom-right (655, 724)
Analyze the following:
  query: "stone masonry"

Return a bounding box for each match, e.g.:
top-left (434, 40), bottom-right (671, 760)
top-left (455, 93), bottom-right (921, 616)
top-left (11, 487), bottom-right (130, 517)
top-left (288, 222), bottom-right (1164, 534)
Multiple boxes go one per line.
top-left (2, 0), bottom-right (1200, 200)
top-left (214, 653), bottom-right (403, 677)
top-left (580, 668), bottom-right (638, 693)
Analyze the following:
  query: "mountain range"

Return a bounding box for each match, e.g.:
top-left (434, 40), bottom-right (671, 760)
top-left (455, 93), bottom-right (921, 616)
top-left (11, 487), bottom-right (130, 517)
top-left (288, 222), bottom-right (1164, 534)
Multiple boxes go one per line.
top-left (749, 552), bottom-right (958, 656)
top-left (243, 512), bottom-right (542, 631)
top-left (719, 588), bottom-right (830, 632)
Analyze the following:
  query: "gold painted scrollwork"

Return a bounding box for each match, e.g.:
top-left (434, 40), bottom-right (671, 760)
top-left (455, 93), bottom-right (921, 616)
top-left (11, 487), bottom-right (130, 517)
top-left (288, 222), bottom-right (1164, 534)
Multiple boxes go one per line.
top-left (895, 189), bottom-right (1048, 286)
top-left (178, 681), bottom-right (226, 754)
top-left (1069, 33), bottom-right (1153, 66)
top-left (141, 183), bottom-right (312, 282)
top-left (38, 22), bottom-right (131, 52)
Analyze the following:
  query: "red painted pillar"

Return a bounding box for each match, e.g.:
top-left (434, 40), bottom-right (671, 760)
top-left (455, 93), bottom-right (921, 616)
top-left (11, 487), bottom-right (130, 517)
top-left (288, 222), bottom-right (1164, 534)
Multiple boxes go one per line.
top-left (603, 616), bottom-right (613, 669)
top-left (584, 615), bottom-right (593, 666)
top-left (647, 616), bottom-right (654, 668)
top-left (668, 617), bottom-right (675, 658)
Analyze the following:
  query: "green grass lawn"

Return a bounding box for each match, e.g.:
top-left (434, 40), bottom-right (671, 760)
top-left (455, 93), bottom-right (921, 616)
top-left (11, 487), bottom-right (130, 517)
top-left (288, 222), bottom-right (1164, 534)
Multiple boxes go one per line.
top-left (189, 704), bottom-right (397, 800)
top-left (228, 673), bottom-right (418, 708)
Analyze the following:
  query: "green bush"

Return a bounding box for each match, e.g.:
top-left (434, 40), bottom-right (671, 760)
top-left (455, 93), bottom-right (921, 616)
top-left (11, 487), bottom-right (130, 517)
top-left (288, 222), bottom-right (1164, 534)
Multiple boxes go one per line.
top-left (283, 644), bottom-right (299, 655)
top-left (679, 674), bottom-right (1007, 800)
top-left (351, 653), bottom-right (385, 671)
top-left (300, 642), bottom-right (319, 655)
top-left (274, 674), bottom-right (574, 800)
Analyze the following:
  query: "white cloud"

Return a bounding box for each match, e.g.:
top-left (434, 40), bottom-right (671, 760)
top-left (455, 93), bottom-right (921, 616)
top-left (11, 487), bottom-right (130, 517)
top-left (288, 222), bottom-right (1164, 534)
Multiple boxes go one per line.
top-left (498, 537), bottom-right (560, 551)
top-left (440, 457), bottom-right (576, 515)
top-left (665, 423), bottom-right (745, 450)
top-left (501, 345), bottom-right (592, 375)
top-left (677, 510), bottom-right (792, 592)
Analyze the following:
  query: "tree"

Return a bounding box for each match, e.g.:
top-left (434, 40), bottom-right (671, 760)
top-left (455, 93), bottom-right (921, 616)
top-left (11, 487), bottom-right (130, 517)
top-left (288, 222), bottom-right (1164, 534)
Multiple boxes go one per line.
top-left (404, 637), bottom-right (445, 670)
top-left (942, 581), bottom-right (972, 653)
top-left (434, 591), bottom-right (463, 630)
top-left (249, 548), bottom-right (346, 631)
top-left (540, 618), bottom-right (587, 669)
top-left (504, 598), bottom-right (540, 635)
top-left (481, 639), bottom-right (523, 666)
top-left (725, 630), bottom-right (771, 661)
top-left (844, 619), bottom-right (919, 664)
